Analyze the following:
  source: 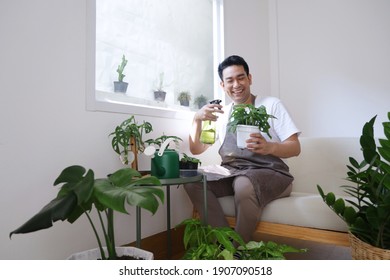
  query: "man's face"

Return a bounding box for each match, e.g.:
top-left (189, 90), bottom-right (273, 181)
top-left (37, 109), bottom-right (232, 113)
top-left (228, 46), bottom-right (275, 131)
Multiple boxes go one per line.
top-left (220, 65), bottom-right (252, 104)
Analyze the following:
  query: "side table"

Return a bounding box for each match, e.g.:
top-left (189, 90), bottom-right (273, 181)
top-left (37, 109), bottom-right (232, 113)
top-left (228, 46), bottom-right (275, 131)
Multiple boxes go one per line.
top-left (135, 172), bottom-right (207, 258)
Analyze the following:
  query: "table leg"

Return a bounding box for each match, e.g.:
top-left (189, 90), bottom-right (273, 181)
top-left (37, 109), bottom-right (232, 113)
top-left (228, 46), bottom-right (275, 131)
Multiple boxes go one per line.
top-left (136, 206), bottom-right (141, 248)
top-left (166, 185), bottom-right (171, 258)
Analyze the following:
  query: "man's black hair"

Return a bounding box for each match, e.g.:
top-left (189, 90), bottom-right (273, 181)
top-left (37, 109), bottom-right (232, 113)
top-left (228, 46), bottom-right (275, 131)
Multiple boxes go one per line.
top-left (217, 55), bottom-right (250, 81)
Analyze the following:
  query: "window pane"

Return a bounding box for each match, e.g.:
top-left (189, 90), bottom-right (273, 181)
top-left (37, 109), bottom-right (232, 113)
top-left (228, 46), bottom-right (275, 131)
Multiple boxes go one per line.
top-left (95, 0), bottom-right (217, 114)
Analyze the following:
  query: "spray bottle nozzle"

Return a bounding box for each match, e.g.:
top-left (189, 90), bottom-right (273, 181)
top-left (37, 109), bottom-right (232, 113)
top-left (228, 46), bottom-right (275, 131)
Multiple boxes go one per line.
top-left (209, 99), bottom-right (222, 105)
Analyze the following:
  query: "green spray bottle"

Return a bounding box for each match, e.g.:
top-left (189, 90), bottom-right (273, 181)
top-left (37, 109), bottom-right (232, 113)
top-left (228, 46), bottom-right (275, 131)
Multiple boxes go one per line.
top-left (200, 99), bottom-right (222, 144)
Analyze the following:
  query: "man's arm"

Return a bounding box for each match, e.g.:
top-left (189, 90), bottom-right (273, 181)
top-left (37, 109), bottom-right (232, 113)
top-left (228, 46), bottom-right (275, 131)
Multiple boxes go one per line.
top-left (189, 104), bottom-right (224, 155)
top-left (247, 133), bottom-right (301, 158)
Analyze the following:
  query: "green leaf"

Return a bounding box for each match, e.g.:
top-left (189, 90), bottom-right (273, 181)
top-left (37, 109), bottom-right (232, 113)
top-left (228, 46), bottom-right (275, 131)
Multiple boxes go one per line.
top-left (54, 165), bottom-right (87, 185)
top-left (333, 198), bottom-right (345, 215)
top-left (10, 165), bottom-right (95, 238)
top-left (325, 192), bottom-right (336, 206)
top-left (343, 206), bottom-right (357, 225)
top-left (317, 185), bottom-right (325, 198)
top-left (94, 178), bottom-right (164, 215)
top-left (349, 157), bottom-right (360, 169)
top-left (53, 165), bottom-right (95, 205)
top-left (10, 193), bottom-right (77, 238)
top-left (108, 168), bottom-right (141, 187)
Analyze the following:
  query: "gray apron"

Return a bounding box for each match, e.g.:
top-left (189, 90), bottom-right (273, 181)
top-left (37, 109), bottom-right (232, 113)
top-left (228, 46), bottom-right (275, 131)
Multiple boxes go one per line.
top-left (218, 127), bottom-right (294, 206)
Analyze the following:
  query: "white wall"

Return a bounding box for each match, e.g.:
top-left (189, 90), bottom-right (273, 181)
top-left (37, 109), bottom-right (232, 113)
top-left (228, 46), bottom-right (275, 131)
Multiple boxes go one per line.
top-left (224, 0), bottom-right (271, 101)
top-left (1, 0), bottom-right (389, 259)
top-left (275, 0), bottom-right (390, 137)
top-left (224, 0), bottom-right (390, 137)
top-left (0, 0), bottom-right (197, 259)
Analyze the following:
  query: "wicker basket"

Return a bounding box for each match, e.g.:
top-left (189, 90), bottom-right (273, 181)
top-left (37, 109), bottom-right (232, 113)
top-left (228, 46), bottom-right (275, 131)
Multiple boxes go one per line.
top-left (349, 232), bottom-right (390, 260)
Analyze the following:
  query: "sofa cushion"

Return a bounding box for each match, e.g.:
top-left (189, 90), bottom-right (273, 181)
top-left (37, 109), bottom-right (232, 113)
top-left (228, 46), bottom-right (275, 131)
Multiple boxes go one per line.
top-left (286, 137), bottom-right (363, 196)
top-left (218, 192), bottom-right (349, 232)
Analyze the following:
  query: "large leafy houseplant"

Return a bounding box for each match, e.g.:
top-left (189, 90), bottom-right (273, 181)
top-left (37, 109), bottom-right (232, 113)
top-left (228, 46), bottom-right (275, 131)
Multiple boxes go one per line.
top-left (179, 219), bottom-right (306, 260)
top-left (228, 104), bottom-right (275, 139)
top-left (317, 112), bottom-right (390, 250)
top-left (109, 116), bottom-right (153, 165)
top-left (9, 165), bottom-right (164, 260)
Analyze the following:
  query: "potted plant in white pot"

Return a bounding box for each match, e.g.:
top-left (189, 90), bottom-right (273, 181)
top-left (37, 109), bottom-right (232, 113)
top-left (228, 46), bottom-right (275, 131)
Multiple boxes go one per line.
top-left (228, 104), bottom-right (276, 148)
top-left (177, 91), bottom-right (191, 107)
top-left (317, 112), bottom-right (390, 259)
top-left (9, 165), bottom-right (164, 260)
top-left (114, 55), bottom-right (128, 93)
top-left (109, 116), bottom-right (153, 169)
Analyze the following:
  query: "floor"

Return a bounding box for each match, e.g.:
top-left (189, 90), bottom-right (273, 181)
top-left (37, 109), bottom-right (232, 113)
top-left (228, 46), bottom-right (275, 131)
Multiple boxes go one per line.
top-left (252, 232), bottom-right (352, 260)
top-left (127, 226), bottom-right (353, 260)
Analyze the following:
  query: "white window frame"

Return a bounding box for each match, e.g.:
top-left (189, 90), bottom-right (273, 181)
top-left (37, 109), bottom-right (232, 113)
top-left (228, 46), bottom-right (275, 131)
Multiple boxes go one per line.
top-left (86, 0), bottom-right (224, 120)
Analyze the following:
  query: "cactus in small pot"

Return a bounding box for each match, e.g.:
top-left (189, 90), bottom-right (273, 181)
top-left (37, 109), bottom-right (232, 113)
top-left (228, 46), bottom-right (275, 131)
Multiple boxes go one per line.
top-left (114, 55), bottom-right (128, 93)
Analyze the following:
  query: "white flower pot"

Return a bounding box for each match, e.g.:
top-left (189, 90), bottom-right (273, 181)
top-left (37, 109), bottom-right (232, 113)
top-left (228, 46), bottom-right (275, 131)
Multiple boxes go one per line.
top-left (236, 125), bottom-right (260, 148)
top-left (67, 246), bottom-right (153, 260)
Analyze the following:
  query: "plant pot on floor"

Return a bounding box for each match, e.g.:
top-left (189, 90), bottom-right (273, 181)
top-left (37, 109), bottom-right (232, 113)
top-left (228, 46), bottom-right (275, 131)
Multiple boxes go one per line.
top-left (114, 81), bottom-right (128, 93)
top-left (67, 246), bottom-right (154, 260)
top-left (349, 232), bottom-right (390, 260)
top-left (154, 91), bottom-right (166, 101)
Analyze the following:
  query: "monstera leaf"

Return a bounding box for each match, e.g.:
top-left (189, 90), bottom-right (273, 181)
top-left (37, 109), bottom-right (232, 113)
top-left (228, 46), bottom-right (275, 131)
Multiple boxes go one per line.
top-left (94, 168), bottom-right (163, 215)
top-left (10, 166), bottom-right (94, 237)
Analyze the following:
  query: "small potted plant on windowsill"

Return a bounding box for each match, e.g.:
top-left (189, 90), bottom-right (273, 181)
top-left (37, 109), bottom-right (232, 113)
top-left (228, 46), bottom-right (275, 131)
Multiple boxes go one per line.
top-left (194, 94), bottom-right (208, 109)
top-left (317, 112), bottom-right (390, 259)
top-left (177, 91), bottom-right (191, 107)
top-left (114, 55), bottom-right (128, 93)
top-left (153, 72), bottom-right (167, 102)
top-left (9, 165), bottom-right (164, 260)
top-left (228, 104), bottom-right (276, 148)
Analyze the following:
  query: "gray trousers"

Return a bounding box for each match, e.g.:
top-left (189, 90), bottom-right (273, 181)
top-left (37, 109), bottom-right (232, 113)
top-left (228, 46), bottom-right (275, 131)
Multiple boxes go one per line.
top-left (184, 176), bottom-right (292, 243)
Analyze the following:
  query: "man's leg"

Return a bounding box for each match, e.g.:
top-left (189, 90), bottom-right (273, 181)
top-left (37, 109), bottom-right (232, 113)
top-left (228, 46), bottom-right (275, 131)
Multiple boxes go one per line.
top-left (184, 177), bottom-right (234, 227)
top-left (233, 176), bottom-right (261, 243)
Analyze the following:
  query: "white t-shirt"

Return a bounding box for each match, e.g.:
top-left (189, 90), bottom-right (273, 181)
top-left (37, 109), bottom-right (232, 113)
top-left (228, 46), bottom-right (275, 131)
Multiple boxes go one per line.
top-left (217, 95), bottom-right (301, 144)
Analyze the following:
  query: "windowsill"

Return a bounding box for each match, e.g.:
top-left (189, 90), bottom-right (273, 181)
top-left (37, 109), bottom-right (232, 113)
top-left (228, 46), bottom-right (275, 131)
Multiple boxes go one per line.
top-left (87, 90), bottom-right (196, 120)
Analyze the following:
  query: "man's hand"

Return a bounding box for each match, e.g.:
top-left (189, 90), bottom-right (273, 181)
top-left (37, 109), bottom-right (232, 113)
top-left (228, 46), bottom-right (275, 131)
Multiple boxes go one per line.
top-left (190, 103), bottom-right (224, 155)
top-left (246, 133), bottom-right (301, 158)
top-left (194, 103), bottom-right (224, 122)
top-left (246, 133), bottom-right (274, 155)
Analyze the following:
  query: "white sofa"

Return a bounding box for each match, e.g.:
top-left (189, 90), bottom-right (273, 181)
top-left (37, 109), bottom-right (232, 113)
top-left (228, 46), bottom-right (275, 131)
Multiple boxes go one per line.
top-left (213, 137), bottom-right (363, 246)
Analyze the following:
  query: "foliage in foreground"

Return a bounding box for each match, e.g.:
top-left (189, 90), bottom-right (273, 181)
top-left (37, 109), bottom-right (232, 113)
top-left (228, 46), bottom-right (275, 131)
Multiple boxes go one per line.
top-left (179, 219), bottom-right (306, 260)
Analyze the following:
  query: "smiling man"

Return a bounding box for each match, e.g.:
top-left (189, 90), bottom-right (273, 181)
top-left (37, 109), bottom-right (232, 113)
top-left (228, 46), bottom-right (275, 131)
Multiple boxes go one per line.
top-left (184, 55), bottom-right (301, 243)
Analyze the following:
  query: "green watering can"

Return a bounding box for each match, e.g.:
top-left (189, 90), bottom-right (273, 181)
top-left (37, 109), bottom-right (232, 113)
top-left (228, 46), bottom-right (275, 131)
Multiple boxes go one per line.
top-left (144, 138), bottom-right (180, 179)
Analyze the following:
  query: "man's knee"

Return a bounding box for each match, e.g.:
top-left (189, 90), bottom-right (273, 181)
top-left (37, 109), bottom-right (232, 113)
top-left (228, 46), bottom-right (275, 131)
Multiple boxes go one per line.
top-left (233, 176), bottom-right (256, 204)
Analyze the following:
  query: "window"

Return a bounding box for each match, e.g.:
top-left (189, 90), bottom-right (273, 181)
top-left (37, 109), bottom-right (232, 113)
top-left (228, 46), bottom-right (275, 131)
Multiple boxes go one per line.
top-left (86, 0), bottom-right (224, 119)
